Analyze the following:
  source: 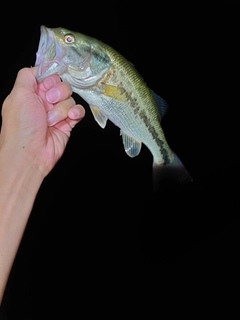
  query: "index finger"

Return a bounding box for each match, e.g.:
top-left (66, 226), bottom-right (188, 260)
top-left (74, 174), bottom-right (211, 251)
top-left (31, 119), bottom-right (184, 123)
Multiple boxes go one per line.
top-left (37, 74), bottom-right (62, 92)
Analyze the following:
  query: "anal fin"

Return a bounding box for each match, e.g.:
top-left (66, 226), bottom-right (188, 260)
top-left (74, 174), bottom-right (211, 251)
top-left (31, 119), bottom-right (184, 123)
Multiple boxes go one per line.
top-left (121, 130), bottom-right (142, 158)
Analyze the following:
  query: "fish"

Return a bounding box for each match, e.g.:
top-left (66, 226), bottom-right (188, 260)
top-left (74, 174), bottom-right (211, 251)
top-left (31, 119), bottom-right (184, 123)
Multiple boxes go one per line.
top-left (35, 25), bottom-right (192, 190)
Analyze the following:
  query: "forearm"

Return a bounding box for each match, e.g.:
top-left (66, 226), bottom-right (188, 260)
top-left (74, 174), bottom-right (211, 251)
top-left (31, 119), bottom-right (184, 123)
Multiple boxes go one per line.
top-left (0, 149), bottom-right (43, 303)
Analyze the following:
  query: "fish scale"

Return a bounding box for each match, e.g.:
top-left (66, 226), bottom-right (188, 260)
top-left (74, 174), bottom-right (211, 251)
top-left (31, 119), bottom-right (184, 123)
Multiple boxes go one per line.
top-left (102, 47), bottom-right (172, 164)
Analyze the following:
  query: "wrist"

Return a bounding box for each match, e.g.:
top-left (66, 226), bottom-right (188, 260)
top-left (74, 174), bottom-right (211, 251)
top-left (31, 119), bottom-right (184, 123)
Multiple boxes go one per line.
top-left (0, 145), bottom-right (44, 197)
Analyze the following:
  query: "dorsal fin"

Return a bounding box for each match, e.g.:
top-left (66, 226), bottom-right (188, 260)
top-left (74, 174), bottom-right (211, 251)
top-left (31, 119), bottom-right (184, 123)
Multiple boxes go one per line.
top-left (151, 90), bottom-right (169, 120)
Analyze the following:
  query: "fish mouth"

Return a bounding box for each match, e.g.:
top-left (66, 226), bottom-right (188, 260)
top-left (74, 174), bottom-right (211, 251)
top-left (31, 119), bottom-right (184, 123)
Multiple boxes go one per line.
top-left (35, 25), bottom-right (67, 82)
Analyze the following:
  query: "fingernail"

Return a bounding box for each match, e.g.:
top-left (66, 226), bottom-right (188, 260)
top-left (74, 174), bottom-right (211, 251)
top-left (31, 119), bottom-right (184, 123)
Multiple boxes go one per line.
top-left (47, 111), bottom-right (58, 126)
top-left (69, 108), bottom-right (80, 118)
top-left (43, 77), bottom-right (56, 89)
top-left (46, 88), bottom-right (60, 103)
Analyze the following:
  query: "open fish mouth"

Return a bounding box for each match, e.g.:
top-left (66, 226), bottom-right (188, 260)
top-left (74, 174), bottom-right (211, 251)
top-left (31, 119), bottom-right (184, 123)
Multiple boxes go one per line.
top-left (35, 25), bottom-right (67, 82)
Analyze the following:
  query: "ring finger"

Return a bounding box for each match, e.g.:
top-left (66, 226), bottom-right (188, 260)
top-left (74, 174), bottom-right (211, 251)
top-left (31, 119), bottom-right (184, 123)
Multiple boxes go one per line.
top-left (47, 97), bottom-right (76, 126)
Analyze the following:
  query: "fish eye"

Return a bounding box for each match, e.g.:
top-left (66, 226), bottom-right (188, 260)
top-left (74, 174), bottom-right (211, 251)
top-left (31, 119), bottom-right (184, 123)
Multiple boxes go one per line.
top-left (64, 34), bottom-right (75, 44)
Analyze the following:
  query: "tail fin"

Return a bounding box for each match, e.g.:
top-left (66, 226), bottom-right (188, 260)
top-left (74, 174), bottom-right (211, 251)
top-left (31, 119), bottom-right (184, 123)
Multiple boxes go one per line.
top-left (152, 152), bottom-right (193, 192)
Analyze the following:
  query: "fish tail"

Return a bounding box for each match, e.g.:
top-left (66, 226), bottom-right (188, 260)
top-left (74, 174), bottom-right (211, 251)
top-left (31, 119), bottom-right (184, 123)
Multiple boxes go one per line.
top-left (152, 152), bottom-right (193, 192)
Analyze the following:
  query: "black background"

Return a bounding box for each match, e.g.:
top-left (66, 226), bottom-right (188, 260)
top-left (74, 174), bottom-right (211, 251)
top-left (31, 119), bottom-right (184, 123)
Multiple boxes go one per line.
top-left (1, 1), bottom-right (240, 317)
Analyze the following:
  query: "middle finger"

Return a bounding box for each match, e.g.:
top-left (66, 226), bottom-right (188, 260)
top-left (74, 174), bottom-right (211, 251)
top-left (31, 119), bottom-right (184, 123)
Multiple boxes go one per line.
top-left (46, 82), bottom-right (73, 104)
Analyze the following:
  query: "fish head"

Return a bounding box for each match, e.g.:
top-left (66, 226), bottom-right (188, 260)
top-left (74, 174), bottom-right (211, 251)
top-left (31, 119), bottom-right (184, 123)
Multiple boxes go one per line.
top-left (35, 25), bottom-right (112, 88)
top-left (35, 26), bottom-right (68, 82)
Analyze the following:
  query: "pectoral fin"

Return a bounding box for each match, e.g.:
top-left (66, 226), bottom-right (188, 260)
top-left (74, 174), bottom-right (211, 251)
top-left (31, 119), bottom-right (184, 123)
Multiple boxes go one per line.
top-left (121, 130), bottom-right (142, 158)
top-left (89, 105), bottom-right (108, 128)
top-left (103, 85), bottom-right (128, 102)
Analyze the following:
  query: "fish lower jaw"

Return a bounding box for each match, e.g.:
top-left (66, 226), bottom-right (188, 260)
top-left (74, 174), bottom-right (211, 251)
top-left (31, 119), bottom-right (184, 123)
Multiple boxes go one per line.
top-left (36, 61), bottom-right (67, 82)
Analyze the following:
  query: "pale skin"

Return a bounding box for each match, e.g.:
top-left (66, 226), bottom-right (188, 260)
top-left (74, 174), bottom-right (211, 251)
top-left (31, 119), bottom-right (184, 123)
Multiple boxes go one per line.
top-left (0, 67), bottom-right (85, 303)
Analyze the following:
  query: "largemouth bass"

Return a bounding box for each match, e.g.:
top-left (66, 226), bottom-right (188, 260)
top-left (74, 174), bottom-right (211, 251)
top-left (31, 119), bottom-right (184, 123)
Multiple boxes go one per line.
top-left (35, 25), bottom-right (192, 190)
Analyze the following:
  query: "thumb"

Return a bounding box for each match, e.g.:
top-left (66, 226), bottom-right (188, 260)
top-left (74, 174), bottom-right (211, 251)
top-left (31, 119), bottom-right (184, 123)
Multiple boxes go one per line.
top-left (13, 67), bottom-right (38, 91)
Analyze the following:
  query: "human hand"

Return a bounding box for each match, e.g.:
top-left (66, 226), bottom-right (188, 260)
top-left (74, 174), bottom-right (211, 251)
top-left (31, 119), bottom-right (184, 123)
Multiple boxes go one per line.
top-left (0, 67), bottom-right (85, 178)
